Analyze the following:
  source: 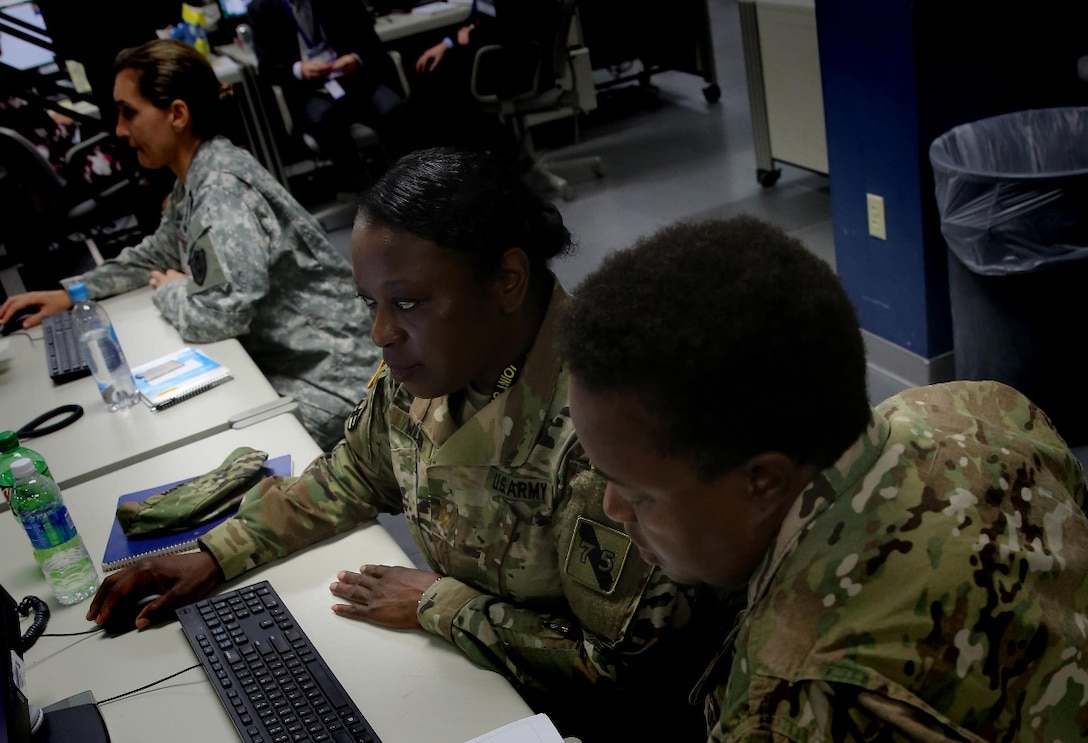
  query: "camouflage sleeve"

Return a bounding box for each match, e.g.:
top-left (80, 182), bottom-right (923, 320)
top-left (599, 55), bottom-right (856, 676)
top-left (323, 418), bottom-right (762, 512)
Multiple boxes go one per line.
top-left (199, 383), bottom-right (404, 579)
top-left (416, 459), bottom-right (708, 697)
top-left (417, 564), bottom-right (700, 693)
top-left (150, 172), bottom-right (271, 343)
top-left (81, 197), bottom-right (180, 299)
top-left (417, 575), bottom-right (599, 689)
top-left (709, 680), bottom-right (985, 742)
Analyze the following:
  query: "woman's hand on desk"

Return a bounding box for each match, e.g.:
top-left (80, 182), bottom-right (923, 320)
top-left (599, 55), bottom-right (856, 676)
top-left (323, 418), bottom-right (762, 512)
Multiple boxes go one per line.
top-left (87, 551), bottom-right (222, 632)
top-left (148, 269), bottom-right (188, 290)
top-left (330, 564), bottom-right (441, 629)
top-left (0, 289), bottom-right (72, 330)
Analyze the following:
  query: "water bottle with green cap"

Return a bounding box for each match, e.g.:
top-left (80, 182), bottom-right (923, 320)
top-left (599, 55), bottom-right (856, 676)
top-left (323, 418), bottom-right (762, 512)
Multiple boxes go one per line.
top-left (0, 430), bottom-right (51, 506)
top-left (9, 457), bottom-right (99, 605)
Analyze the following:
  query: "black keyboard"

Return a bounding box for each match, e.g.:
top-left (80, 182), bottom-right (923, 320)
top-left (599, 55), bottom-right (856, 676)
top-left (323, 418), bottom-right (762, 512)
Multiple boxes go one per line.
top-left (176, 581), bottom-right (383, 743)
top-left (41, 312), bottom-right (91, 384)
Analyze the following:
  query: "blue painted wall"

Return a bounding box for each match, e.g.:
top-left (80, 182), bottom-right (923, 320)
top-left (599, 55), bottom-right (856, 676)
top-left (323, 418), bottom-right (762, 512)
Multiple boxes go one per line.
top-left (815, 0), bottom-right (948, 358)
top-left (814, 1), bottom-right (1088, 362)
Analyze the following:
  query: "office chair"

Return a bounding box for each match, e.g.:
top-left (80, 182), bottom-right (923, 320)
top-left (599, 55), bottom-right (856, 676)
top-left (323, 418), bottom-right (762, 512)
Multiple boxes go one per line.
top-left (268, 51), bottom-right (411, 170)
top-left (470, 0), bottom-right (604, 200)
top-left (0, 126), bottom-right (135, 286)
top-left (270, 87), bottom-right (383, 170)
top-left (265, 51), bottom-right (411, 231)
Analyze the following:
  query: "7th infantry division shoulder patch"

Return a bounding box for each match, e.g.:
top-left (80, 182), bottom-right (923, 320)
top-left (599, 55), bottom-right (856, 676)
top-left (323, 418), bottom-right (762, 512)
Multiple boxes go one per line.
top-left (564, 516), bottom-right (632, 594)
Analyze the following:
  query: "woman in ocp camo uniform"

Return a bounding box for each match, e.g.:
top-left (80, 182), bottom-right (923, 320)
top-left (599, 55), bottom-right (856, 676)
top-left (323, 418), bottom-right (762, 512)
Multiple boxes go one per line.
top-left (89, 148), bottom-right (732, 742)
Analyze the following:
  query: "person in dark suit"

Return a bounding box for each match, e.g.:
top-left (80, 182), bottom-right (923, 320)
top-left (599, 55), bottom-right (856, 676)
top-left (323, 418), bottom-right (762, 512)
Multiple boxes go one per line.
top-left (247, 0), bottom-right (409, 189)
top-left (409, 0), bottom-right (555, 158)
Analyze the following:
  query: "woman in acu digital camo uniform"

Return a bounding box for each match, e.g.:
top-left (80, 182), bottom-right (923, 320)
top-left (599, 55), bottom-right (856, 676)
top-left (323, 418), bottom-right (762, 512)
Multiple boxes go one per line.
top-left (0, 39), bottom-right (379, 450)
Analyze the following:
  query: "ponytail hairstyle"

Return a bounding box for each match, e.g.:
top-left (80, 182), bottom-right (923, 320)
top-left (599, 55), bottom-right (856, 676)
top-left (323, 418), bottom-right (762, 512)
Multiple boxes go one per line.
top-left (113, 39), bottom-right (230, 140)
top-left (358, 148), bottom-right (574, 293)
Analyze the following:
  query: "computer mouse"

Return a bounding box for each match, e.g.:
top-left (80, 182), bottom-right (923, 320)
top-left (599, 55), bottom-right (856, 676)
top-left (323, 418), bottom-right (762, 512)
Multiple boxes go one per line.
top-left (100, 593), bottom-right (162, 635)
top-left (0, 307), bottom-right (35, 336)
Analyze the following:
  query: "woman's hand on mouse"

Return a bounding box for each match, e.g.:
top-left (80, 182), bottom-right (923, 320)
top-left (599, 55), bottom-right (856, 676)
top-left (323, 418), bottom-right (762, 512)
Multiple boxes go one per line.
top-left (0, 289), bottom-right (72, 329)
top-left (87, 551), bottom-right (223, 631)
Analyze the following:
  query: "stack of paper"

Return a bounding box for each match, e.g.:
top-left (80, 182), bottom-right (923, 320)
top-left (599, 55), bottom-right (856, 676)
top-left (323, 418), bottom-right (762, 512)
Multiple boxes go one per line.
top-left (463, 714), bottom-right (565, 743)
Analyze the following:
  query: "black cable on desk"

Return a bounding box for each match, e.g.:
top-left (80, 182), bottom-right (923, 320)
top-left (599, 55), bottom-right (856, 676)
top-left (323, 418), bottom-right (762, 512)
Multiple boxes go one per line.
top-left (41, 628), bottom-right (105, 637)
top-left (17, 404), bottom-right (84, 439)
top-left (97, 664), bottom-right (203, 705)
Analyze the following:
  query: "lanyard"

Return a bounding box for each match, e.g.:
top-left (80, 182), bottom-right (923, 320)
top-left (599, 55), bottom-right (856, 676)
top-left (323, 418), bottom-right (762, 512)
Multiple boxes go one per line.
top-left (281, 0), bottom-right (322, 49)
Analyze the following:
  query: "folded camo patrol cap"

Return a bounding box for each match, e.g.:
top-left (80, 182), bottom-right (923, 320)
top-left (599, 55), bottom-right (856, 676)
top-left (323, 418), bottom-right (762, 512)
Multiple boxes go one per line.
top-left (117, 447), bottom-right (268, 536)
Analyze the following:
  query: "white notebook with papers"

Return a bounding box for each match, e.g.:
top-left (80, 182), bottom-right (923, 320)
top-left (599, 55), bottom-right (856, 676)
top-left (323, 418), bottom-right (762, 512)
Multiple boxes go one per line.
top-left (131, 347), bottom-right (233, 411)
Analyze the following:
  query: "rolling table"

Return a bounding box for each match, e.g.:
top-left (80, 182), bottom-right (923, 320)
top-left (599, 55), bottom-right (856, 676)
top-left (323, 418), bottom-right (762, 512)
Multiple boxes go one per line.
top-left (738, 0), bottom-right (828, 186)
top-left (0, 414), bottom-right (535, 743)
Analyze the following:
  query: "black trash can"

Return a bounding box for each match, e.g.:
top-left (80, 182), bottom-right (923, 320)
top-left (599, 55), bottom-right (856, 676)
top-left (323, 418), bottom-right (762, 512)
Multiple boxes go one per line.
top-left (930, 107), bottom-right (1088, 446)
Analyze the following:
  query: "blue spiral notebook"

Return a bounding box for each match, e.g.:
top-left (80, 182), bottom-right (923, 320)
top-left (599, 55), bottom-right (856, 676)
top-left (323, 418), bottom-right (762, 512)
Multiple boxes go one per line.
top-left (101, 454), bottom-right (291, 571)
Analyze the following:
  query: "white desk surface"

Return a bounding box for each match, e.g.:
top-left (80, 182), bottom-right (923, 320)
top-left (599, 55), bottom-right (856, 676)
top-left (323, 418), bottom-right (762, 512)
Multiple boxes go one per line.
top-left (1, 415), bottom-right (534, 742)
top-left (0, 288), bottom-right (284, 490)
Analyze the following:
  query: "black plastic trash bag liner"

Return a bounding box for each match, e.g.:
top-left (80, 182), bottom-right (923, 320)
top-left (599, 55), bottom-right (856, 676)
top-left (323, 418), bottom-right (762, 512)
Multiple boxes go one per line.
top-left (930, 106), bottom-right (1088, 275)
top-left (929, 107), bottom-right (1088, 446)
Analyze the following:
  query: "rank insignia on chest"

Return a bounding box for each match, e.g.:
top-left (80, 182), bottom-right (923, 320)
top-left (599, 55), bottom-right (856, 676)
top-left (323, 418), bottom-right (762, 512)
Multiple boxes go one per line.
top-left (564, 516), bottom-right (631, 594)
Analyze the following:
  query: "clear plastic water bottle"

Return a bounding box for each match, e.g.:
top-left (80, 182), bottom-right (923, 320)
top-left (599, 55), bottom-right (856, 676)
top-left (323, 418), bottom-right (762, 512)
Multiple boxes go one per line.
top-left (67, 281), bottom-right (139, 411)
top-left (235, 23), bottom-right (254, 54)
top-left (8, 457), bottom-right (99, 605)
top-left (0, 430), bottom-right (52, 505)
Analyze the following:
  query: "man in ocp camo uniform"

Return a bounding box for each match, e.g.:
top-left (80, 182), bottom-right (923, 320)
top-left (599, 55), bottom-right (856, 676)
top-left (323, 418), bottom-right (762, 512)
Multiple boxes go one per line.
top-left (560, 216), bottom-right (1088, 742)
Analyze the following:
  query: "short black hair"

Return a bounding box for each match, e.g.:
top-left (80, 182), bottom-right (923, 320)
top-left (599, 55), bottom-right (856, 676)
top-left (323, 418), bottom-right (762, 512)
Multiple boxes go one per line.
top-left (559, 215), bottom-right (871, 479)
top-left (357, 148), bottom-right (573, 290)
